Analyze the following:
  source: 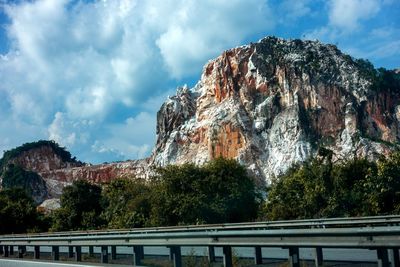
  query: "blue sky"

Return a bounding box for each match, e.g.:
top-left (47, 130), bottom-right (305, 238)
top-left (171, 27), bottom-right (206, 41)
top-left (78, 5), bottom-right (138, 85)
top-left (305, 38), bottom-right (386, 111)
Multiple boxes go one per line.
top-left (0, 0), bottom-right (399, 163)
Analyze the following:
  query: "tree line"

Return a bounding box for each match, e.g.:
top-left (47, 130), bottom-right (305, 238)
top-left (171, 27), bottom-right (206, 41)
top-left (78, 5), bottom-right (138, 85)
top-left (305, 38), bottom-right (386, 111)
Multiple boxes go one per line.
top-left (1, 152), bottom-right (400, 234)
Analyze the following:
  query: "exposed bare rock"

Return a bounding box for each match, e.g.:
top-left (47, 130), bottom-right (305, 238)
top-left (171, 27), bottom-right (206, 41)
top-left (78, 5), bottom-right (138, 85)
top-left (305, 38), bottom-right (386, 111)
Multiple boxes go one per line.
top-left (37, 198), bottom-right (61, 214)
top-left (40, 159), bottom-right (151, 198)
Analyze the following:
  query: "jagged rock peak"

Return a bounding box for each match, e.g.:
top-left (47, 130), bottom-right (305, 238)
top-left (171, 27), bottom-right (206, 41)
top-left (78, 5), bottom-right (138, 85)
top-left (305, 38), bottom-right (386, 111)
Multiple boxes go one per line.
top-left (152, 36), bottom-right (400, 183)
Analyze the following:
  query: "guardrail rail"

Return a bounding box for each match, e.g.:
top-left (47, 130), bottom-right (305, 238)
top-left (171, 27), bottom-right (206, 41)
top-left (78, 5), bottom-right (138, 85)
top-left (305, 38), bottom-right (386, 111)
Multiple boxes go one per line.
top-left (0, 215), bottom-right (399, 267)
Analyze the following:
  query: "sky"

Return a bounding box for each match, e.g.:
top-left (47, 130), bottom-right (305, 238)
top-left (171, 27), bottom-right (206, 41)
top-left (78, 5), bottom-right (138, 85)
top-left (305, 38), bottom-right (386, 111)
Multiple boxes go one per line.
top-left (0, 0), bottom-right (399, 164)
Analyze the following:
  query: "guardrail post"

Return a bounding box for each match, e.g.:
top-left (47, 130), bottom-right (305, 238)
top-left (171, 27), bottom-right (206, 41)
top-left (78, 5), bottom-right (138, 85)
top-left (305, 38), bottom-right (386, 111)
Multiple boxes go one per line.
top-left (111, 245), bottom-right (117, 260)
top-left (18, 246), bottom-right (24, 258)
top-left (4, 245), bottom-right (8, 257)
top-left (223, 246), bottom-right (233, 267)
top-left (169, 246), bottom-right (174, 260)
top-left (390, 248), bottom-right (400, 267)
top-left (255, 246), bottom-right (262, 264)
top-left (289, 247), bottom-right (300, 267)
top-left (9, 245), bottom-right (13, 255)
top-left (208, 245), bottom-right (216, 263)
top-left (133, 245), bottom-right (143, 266)
top-left (101, 245), bottom-right (108, 263)
top-left (68, 246), bottom-right (74, 258)
top-left (169, 246), bottom-right (182, 267)
top-left (314, 247), bottom-right (323, 266)
top-left (52, 246), bottom-right (59, 261)
top-left (377, 248), bottom-right (389, 267)
top-left (89, 246), bottom-right (94, 257)
top-left (34, 246), bottom-right (40, 259)
top-left (140, 245), bottom-right (144, 260)
top-left (75, 246), bottom-right (82, 262)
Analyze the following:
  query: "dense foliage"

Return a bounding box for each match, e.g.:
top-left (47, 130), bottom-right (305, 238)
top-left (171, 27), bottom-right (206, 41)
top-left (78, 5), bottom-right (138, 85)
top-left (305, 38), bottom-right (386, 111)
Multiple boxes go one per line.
top-left (0, 140), bottom-right (78, 173)
top-left (150, 158), bottom-right (260, 226)
top-left (101, 178), bottom-right (151, 228)
top-left (51, 180), bottom-right (104, 231)
top-left (263, 150), bottom-right (400, 220)
top-left (0, 188), bottom-right (48, 234)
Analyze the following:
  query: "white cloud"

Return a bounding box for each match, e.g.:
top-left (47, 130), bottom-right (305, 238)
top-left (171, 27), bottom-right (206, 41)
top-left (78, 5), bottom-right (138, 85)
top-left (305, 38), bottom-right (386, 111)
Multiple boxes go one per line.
top-left (92, 112), bottom-right (156, 160)
top-left (279, 0), bottom-right (312, 22)
top-left (48, 112), bottom-right (92, 147)
top-left (328, 0), bottom-right (380, 31)
top-left (156, 0), bottom-right (272, 78)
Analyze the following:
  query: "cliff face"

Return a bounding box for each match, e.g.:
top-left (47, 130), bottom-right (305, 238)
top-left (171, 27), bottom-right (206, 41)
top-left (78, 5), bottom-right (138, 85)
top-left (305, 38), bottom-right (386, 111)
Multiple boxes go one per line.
top-left (152, 37), bottom-right (400, 182)
top-left (1, 37), bottom-right (399, 203)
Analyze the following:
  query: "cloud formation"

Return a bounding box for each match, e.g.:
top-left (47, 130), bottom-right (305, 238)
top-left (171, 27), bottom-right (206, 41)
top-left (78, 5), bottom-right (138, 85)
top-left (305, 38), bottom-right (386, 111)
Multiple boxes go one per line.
top-left (329, 0), bottom-right (380, 31)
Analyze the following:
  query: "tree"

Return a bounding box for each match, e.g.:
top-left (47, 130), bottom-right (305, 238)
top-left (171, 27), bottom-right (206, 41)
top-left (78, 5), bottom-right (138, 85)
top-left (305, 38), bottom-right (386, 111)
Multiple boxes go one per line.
top-left (364, 152), bottom-right (400, 214)
top-left (149, 158), bottom-right (260, 226)
top-left (202, 157), bottom-right (260, 223)
top-left (102, 178), bottom-right (151, 228)
top-left (149, 163), bottom-right (206, 226)
top-left (262, 151), bottom-right (400, 221)
top-left (0, 188), bottom-right (48, 234)
top-left (51, 180), bottom-right (104, 231)
top-left (327, 158), bottom-right (376, 217)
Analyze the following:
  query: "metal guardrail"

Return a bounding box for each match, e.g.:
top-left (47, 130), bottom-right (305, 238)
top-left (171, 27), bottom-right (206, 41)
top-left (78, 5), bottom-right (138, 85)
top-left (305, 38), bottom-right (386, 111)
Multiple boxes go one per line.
top-left (0, 215), bottom-right (399, 267)
top-left (2, 214), bottom-right (400, 238)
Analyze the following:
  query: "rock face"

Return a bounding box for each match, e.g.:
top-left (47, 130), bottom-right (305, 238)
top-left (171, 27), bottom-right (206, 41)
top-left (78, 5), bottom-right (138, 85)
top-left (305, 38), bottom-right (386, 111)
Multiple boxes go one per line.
top-left (0, 141), bottom-right (151, 201)
top-left (152, 37), bottom-right (400, 182)
top-left (39, 159), bottom-right (151, 197)
top-left (1, 37), bottom-right (400, 202)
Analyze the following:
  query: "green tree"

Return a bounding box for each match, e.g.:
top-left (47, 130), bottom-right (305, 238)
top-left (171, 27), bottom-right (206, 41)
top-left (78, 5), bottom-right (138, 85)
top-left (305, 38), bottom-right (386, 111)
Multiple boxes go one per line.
top-left (364, 152), bottom-right (400, 214)
top-left (263, 150), bottom-right (336, 221)
top-left (102, 178), bottom-right (151, 228)
top-left (203, 157), bottom-right (260, 223)
top-left (327, 158), bottom-right (377, 217)
top-left (263, 151), bottom-right (400, 220)
top-left (0, 188), bottom-right (48, 234)
top-left (149, 163), bottom-right (206, 226)
top-left (51, 180), bottom-right (104, 231)
top-left (150, 158), bottom-right (259, 226)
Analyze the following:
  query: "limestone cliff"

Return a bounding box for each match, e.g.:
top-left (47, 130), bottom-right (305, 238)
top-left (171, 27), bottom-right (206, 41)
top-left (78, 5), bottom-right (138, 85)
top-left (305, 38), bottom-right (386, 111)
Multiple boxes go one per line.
top-left (152, 37), bottom-right (400, 182)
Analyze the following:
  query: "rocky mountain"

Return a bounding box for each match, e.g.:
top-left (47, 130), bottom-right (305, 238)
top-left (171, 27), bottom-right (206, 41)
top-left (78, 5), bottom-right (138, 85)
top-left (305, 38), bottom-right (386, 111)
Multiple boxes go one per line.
top-left (153, 37), bottom-right (400, 182)
top-left (1, 37), bottom-right (399, 203)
